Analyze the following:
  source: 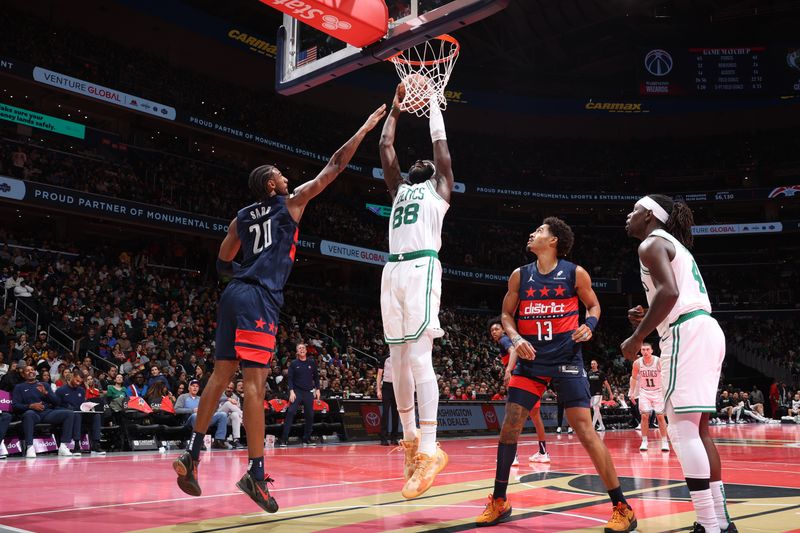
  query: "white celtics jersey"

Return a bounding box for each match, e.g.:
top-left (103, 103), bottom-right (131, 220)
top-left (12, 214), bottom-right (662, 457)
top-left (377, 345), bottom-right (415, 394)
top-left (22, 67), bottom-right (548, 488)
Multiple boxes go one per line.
top-left (640, 229), bottom-right (712, 338)
top-left (389, 179), bottom-right (449, 254)
top-left (637, 356), bottom-right (662, 394)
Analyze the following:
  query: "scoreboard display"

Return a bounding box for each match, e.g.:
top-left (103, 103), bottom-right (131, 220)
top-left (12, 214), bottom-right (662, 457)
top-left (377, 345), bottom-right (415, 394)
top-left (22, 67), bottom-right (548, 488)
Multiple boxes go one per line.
top-left (640, 46), bottom-right (800, 96)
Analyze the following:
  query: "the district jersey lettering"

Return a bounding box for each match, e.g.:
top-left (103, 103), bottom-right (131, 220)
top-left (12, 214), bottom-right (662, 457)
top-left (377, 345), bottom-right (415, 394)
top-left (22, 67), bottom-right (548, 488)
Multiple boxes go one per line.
top-left (514, 259), bottom-right (586, 378)
top-left (233, 195), bottom-right (298, 306)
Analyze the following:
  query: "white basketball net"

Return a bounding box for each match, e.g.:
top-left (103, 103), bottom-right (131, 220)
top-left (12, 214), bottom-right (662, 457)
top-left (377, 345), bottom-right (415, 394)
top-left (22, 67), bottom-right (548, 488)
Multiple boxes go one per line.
top-left (389, 35), bottom-right (460, 118)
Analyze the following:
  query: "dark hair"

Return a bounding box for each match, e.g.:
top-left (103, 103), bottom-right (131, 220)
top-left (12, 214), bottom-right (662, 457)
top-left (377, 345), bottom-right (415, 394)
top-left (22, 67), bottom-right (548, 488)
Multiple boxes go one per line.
top-left (642, 341), bottom-right (652, 348)
top-left (248, 165), bottom-right (276, 202)
top-left (542, 216), bottom-right (574, 257)
top-left (649, 194), bottom-right (695, 249)
top-left (487, 315), bottom-right (502, 331)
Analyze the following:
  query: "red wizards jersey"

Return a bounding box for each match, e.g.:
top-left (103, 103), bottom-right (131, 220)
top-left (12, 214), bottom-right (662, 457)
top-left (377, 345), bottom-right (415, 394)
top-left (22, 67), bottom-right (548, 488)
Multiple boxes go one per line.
top-left (514, 259), bottom-right (587, 379)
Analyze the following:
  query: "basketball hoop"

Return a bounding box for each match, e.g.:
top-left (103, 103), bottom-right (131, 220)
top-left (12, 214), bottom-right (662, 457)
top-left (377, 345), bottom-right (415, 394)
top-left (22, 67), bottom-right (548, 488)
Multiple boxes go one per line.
top-left (388, 34), bottom-right (460, 118)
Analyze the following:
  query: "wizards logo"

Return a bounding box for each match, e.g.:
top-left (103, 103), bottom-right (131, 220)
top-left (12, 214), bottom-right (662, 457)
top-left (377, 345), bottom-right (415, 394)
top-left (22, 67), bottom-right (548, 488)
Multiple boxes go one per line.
top-left (768, 185), bottom-right (800, 198)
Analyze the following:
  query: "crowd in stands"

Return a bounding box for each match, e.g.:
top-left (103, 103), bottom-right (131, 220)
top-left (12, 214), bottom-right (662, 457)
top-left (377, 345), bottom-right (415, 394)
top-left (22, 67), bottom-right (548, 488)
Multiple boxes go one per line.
top-left (1, 228), bottom-right (798, 458)
top-left (2, 230), bottom-right (797, 407)
top-left (4, 132), bottom-right (797, 309)
top-left (1, 5), bottom-right (799, 458)
top-left (0, 230), bottom-right (640, 411)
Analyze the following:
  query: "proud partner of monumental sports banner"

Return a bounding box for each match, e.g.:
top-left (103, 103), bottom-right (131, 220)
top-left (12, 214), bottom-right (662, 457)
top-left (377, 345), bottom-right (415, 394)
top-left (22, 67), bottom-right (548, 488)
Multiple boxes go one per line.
top-left (0, 176), bottom-right (228, 235)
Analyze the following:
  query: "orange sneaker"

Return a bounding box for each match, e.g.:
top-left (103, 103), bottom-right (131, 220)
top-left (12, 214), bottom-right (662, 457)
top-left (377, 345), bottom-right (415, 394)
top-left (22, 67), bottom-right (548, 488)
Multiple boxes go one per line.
top-left (401, 446), bottom-right (448, 499)
top-left (475, 494), bottom-right (512, 527)
top-left (397, 435), bottom-right (419, 480)
top-left (604, 502), bottom-right (637, 532)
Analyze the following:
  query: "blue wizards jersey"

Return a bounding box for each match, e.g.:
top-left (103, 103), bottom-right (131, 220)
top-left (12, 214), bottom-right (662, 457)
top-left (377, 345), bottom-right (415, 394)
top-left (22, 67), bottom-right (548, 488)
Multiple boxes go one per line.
top-left (513, 259), bottom-right (586, 379)
top-left (233, 195), bottom-right (298, 307)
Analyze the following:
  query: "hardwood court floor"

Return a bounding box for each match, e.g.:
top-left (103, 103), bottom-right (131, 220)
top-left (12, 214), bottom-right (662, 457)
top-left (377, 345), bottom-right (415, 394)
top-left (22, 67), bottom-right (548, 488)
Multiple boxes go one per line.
top-left (1, 424), bottom-right (799, 532)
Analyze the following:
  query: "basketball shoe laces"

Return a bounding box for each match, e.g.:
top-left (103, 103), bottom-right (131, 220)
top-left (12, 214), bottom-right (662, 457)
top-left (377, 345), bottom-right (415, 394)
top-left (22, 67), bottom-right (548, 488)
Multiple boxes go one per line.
top-left (397, 441), bottom-right (417, 470)
top-left (479, 494), bottom-right (503, 519)
top-left (255, 475), bottom-right (276, 496)
top-left (412, 451), bottom-right (434, 479)
top-left (607, 502), bottom-right (630, 528)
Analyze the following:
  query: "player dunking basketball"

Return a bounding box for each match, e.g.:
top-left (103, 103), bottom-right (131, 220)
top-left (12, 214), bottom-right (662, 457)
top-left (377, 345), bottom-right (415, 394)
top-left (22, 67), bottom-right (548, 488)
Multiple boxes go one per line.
top-left (488, 317), bottom-right (550, 465)
top-left (379, 83), bottom-right (452, 499)
top-left (622, 195), bottom-right (735, 533)
top-left (629, 342), bottom-right (670, 452)
top-left (171, 105), bottom-right (386, 511)
top-left (477, 217), bottom-right (637, 532)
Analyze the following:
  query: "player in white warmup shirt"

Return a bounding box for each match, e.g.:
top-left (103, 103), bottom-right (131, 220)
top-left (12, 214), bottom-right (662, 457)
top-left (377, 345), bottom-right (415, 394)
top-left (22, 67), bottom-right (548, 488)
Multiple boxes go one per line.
top-left (378, 83), bottom-right (453, 499)
top-left (622, 194), bottom-right (736, 533)
top-left (629, 342), bottom-right (669, 452)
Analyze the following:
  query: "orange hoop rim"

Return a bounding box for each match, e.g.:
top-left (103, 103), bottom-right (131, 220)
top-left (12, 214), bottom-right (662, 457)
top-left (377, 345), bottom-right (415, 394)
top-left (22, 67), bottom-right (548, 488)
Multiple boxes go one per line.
top-left (387, 34), bottom-right (460, 67)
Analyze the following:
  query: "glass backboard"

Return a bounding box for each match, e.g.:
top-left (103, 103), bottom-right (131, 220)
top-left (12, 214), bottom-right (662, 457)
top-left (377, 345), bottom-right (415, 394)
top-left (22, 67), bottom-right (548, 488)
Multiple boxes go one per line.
top-left (276, 0), bottom-right (509, 95)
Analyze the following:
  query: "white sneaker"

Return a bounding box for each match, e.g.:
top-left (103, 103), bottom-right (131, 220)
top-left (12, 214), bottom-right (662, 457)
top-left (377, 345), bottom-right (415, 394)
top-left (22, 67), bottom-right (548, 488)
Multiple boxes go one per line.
top-left (556, 427), bottom-right (562, 434)
top-left (635, 423), bottom-right (641, 430)
top-left (529, 452), bottom-right (551, 463)
top-left (639, 439), bottom-right (648, 451)
top-left (661, 439), bottom-right (670, 452)
top-left (26, 446), bottom-right (37, 458)
top-left (511, 454), bottom-right (519, 466)
top-left (567, 427), bottom-right (574, 434)
top-left (597, 426), bottom-right (606, 432)
top-left (0, 441), bottom-right (7, 459)
top-left (58, 443), bottom-right (73, 456)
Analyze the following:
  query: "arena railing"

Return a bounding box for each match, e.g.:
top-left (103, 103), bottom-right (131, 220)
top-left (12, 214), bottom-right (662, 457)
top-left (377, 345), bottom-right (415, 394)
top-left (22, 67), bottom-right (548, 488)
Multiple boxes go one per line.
top-left (13, 298), bottom-right (39, 337)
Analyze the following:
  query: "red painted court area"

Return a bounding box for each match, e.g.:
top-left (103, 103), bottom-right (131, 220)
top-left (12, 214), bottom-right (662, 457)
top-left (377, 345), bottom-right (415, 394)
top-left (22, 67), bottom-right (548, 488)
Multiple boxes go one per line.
top-left (1, 424), bottom-right (799, 532)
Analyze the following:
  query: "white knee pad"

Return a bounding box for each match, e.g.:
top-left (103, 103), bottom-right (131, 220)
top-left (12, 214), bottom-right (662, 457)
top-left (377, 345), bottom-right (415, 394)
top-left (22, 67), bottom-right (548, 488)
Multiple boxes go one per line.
top-left (406, 334), bottom-right (436, 384)
top-left (667, 406), bottom-right (710, 479)
top-left (390, 344), bottom-right (415, 409)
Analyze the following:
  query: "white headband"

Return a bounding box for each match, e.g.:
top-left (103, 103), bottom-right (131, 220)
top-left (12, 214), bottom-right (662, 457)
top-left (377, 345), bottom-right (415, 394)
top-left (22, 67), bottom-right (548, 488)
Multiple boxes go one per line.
top-left (636, 196), bottom-right (670, 224)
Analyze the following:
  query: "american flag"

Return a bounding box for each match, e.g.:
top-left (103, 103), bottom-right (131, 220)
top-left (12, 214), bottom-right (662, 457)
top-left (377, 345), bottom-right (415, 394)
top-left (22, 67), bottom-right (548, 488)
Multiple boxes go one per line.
top-left (297, 46), bottom-right (318, 67)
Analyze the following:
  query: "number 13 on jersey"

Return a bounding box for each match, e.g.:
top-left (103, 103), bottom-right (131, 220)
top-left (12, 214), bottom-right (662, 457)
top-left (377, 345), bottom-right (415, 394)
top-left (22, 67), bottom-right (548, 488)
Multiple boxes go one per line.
top-left (535, 320), bottom-right (553, 341)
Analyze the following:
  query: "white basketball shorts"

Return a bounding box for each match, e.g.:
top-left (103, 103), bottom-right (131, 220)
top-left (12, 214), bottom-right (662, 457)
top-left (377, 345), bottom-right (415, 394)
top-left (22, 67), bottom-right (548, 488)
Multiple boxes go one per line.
top-left (660, 312), bottom-right (725, 414)
top-left (381, 254), bottom-right (443, 344)
top-left (638, 393), bottom-right (665, 414)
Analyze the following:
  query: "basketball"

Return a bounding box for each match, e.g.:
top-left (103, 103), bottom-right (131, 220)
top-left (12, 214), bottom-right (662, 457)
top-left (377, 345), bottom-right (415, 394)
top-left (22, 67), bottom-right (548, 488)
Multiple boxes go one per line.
top-left (400, 73), bottom-right (432, 112)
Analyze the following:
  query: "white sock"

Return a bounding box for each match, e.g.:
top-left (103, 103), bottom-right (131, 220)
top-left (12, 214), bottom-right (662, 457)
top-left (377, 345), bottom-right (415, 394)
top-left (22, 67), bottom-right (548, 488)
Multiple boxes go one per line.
top-left (689, 488), bottom-right (720, 532)
top-left (399, 407), bottom-right (417, 442)
top-left (710, 481), bottom-right (731, 530)
top-left (390, 344), bottom-right (417, 442)
top-left (416, 380), bottom-right (439, 456)
top-left (407, 335), bottom-right (438, 456)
